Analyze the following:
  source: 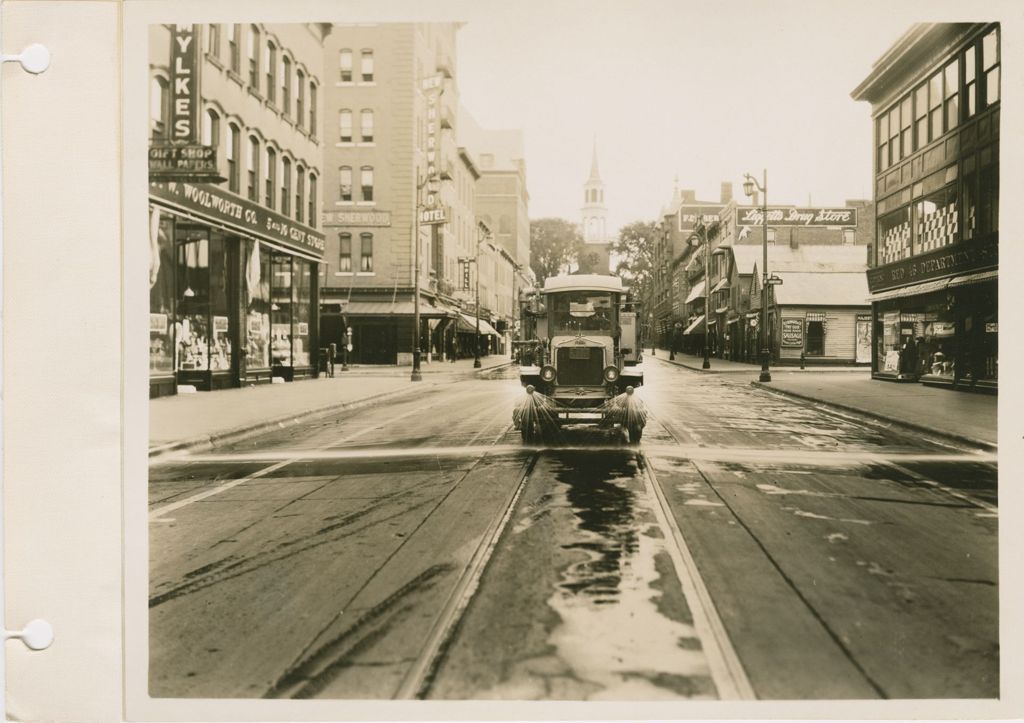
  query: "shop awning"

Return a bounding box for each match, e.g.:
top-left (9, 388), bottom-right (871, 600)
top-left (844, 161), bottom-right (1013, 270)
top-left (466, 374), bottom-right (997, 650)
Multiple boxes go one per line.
top-left (710, 278), bottom-right (731, 293)
top-left (333, 300), bottom-right (457, 318)
top-left (715, 306), bottom-right (729, 314)
top-left (685, 280), bottom-right (706, 304)
top-left (457, 312), bottom-right (501, 337)
top-left (682, 315), bottom-right (705, 335)
top-left (866, 277), bottom-right (951, 302)
top-left (946, 269), bottom-right (998, 289)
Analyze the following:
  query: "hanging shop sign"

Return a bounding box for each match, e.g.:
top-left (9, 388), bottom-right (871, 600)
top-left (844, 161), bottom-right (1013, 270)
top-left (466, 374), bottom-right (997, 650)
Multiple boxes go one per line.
top-left (781, 318), bottom-right (804, 347)
top-left (735, 207), bottom-right (858, 227)
top-left (419, 206), bottom-right (449, 225)
top-left (866, 235), bottom-right (998, 293)
top-left (422, 73), bottom-right (445, 212)
top-left (322, 209), bottom-right (392, 227)
top-left (149, 144), bottom-right (222, 182)
top-left (150, 181), bottom-right (326, 257)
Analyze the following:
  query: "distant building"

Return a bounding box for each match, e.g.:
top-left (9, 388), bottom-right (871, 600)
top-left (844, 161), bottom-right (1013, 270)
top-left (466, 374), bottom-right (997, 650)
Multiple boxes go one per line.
top-left (577, 142), bottom-right (612, 274)
top-left (319, 23), bottom-right (504, 364)
top-left (853, 23), bottom-right (999, 391)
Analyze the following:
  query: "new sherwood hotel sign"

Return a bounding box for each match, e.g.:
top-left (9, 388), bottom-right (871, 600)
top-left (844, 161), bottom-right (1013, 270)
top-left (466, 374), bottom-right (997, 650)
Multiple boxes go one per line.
top-left (735, 207), bottom-right (858, 227)
top-left (150, 181), bottom-right (325, 258)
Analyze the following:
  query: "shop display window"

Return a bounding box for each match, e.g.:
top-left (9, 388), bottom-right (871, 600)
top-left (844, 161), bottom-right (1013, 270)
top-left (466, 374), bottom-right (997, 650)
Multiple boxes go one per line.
top-left (271, 254), bottom-right (293, 367)
top-left (913, 184), bottom-right (958, 255)
top-left (176, 232), bottom-right (211, 371)
top-left (208, 234), bottom-right (233, 372)
top-left (909, 311), bottom-right (955, 380)
top-left (244, 240), bottom-right (271, 369)
top-left (149, 210), bottom-right (175, 375)
top-left (878, 310), bottom-right (902, 373)
top-left (293, 260), bottom-right (312, 366)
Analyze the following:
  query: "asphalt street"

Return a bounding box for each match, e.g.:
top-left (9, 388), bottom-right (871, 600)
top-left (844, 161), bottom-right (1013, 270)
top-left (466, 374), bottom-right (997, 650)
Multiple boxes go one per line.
top-left (148, 358), bottom-right (998, 700)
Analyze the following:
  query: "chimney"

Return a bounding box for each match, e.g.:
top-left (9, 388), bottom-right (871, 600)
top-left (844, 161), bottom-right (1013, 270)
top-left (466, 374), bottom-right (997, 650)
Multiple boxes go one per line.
top-left (720, 182), bottom-right (733, 204)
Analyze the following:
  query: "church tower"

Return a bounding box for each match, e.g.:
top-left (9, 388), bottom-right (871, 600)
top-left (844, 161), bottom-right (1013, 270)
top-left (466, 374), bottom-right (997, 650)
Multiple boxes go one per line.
top-left (579, 139), bottom-right (611, 273)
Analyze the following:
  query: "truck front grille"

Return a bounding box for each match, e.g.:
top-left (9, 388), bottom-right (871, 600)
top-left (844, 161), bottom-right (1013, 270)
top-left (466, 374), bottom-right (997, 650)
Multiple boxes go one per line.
top-left (555, 346), bottom-right (604, 386)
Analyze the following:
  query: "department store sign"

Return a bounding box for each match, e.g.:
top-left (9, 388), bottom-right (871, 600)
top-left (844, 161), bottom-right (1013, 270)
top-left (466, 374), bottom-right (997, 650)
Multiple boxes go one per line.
top-left (323, 209), bottom-right (392, 227)
top-left (150, 181), bottom-right (326, 257)
top-left (866, 237), bottom-right (998, 293)
top-left (735, 207), bottom-right (858, 227)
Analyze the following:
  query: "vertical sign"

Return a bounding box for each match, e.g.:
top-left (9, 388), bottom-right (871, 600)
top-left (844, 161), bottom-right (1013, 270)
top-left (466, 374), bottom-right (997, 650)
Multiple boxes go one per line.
top-left (421, 74), bottom-right (444, 209)
top-left (462, 260), bottom-right (471, 290)
top-left (171, 24), bottom-right (201, 142)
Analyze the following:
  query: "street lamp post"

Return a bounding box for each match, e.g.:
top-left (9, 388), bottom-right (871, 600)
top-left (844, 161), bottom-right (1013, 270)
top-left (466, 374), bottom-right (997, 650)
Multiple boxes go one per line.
top-left (743, 169), bottom-right (772, 383)
top-left (412, 174), bottom-right (442, 382)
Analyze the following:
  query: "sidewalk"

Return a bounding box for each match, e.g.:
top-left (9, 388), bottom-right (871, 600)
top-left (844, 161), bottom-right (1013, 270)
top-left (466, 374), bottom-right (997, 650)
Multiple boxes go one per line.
top-left (149, 354), bottom-right (512, 456)
top-left (647, 349), bottom-right (996, 449)
top-left (649, 348), bottom-right (865, 374)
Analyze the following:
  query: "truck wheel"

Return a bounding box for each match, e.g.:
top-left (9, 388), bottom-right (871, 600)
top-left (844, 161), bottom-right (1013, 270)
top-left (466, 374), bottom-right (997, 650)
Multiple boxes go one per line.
top-left (627, 424), bottom-right (643, 444)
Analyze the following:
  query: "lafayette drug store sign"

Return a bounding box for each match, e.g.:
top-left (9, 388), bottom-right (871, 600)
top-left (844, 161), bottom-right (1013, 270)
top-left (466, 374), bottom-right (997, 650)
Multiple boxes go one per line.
top-left (735, 207), bottom-right (857, 227)
top-left (151, 181), bottom-right (325, 257)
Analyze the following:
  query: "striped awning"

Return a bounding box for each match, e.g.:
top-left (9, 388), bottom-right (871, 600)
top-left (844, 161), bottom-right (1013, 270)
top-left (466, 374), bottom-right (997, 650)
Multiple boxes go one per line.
top-left (866, 277), bottom-right (951, 302)
top-left (710, 277), bottom-right (731, 294)
top-left (457, 312), bottom-right (501, 337)
top-left (946, 269), bottom-right (998, 289)
top-left (685, 280), bottom-right (706, 304)
top-left (683, 315), bottom-right (705, 335)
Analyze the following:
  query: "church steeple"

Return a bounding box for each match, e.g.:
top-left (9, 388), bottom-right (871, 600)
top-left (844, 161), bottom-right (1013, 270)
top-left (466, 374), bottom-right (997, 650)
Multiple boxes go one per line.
top-left (588, 137), bottom-right (601, 181)
top-left (581, 139), bottom-right (608, 247)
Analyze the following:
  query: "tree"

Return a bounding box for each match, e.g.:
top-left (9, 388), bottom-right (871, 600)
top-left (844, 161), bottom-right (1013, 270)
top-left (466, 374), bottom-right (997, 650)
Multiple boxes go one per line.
top-left (530, 218), bottom-right (584, 285)
top-left (611, 220), bottom-right (657, 303)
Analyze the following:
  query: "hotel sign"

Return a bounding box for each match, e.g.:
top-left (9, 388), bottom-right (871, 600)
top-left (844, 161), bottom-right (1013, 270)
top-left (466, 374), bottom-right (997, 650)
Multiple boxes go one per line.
top-left (736, 207), bottom-right (858, 227)
top-left (150, 181), bottom-right (326, 257)
top-left (866, 236), bottom-right (998, 293)
top-left (323, 209), bottom-right (392, 227)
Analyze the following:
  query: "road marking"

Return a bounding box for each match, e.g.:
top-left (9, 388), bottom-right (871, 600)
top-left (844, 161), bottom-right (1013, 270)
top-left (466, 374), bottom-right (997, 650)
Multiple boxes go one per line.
top-left (149, 403), bottom-right (433, 520)
top-left (640, 453), bottom-right (757, 700)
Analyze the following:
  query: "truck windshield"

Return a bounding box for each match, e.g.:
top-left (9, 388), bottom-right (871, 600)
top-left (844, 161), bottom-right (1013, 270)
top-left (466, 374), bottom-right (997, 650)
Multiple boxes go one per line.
top-left (550, 291), bottom-right (616, 334)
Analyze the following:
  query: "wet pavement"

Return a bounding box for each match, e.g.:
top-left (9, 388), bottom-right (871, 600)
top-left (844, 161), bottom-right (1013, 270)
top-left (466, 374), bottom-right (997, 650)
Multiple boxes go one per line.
top-left (148, 358), bottom-right (998, 700)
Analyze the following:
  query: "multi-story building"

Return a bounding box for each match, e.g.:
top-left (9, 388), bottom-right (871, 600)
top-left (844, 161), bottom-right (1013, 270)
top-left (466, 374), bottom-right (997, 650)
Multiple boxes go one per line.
top-left (853, 23), bottom-right (999, 392)
top-left (318, 23), bottom-right (471, 364)
top-left (148, 24), bottom-right (329, 397)
top-left (458, 109), bottom-right (532, 344)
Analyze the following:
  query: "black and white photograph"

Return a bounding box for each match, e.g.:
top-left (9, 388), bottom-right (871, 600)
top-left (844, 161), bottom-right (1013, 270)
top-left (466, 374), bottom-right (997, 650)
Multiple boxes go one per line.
top-left (136, 2), bottom-right (1008, 713)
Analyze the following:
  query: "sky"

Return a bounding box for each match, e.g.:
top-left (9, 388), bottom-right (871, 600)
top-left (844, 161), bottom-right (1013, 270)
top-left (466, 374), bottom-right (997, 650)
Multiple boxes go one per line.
top-left (444, 0), bottom-right (970, 234)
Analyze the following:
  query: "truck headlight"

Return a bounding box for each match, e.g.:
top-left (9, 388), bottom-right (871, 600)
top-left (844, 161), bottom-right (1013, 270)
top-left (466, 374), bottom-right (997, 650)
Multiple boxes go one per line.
top-left (540, 365), bottom-right (556, 382)
top-left (603, 365), bottom-right (620, 382)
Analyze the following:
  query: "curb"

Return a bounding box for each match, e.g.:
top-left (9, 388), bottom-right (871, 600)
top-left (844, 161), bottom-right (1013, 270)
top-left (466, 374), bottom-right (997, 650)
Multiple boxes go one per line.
top-left (147, 361), bottom-right (512, 459)
top-left (650, 352), bottom-right (867, 375)
top-left (751, 381), bottom-right (997, 452)
top-left (148, 384), bottom-right (428, 459)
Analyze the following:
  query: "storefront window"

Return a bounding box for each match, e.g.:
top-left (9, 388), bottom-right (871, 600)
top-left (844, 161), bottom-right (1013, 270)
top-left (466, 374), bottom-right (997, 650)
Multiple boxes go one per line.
top-left (293, 260), bottom-right (311, 366)
top-left (176, 230), bottom-right (210, 371)
top-left (271, 254), bottom-right (293, 367)
top-left (917, 311), bottom-right (956, 380)
top-left (244, 240), bottom-right (271, 369)
top-left (913, 184), bottom-right (957, 255)
top-left (877, 207), bottom-right (911, 265)
top-left (878, 310), bottom-right (901, 373)
top-left (149, 210), bottom-right (175, 375)
top-left (208, 234), bottom-right (233, 371)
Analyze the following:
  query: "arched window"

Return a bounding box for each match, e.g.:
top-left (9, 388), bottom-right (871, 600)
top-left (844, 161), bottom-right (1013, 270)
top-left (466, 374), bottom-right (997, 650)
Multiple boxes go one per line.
top-left (339, 109), bottom-right (352, 142)
top-left (296, 68), bottom-right (306, 128)
top-left (339, 49), bottom-right (352, 82)
top-left (201, 108), bottom-right (220, 148)
top-left (360, 166), bottom-right (374, 202)
top-left (339, 166), bottom-right (352, 202)
top-left (247, 25), bottom-right (260, 89)
top-left (265, 40), bottom-right (277, 103)
top-left (309, 81), bottom-right (318, 135)
top-left (295, 165), bottom-right (305, 222)
top-left (150, 76), bottom-right (168, 139)
top-left (247, 135), bottom-right (260, 201)
top-left (227, 24), bottom-right (241, 73)
top-left (281, 56), bottom-right (292, 116)
top-left (360, 109), bottom-right (374, 142)
top-left (227, 123), bottom-right (240, 193)
top-left (207, 25), bottom-right (221, 58)
top-left (281, 157), bottom-right (292, 216)
top-left (308, 173), bottom-right (317, 227)
top-left (265, 147), bottom-right (276, 207)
